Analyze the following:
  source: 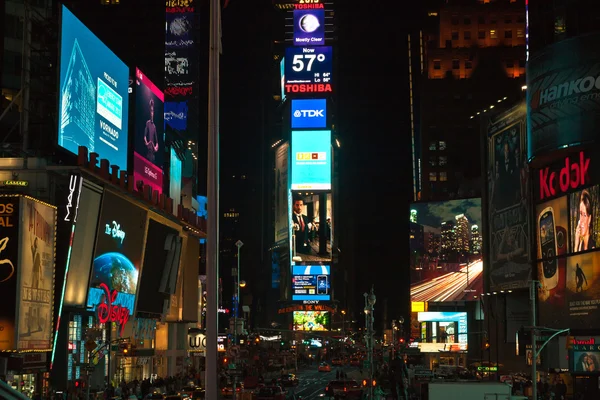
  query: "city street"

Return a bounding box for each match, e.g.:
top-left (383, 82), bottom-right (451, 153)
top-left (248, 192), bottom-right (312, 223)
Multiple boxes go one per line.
top-left (284, 366), bottom-right (361, 400)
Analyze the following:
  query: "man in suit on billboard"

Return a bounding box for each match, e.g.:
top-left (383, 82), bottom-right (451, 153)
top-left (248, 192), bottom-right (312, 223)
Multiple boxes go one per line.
top-left (292, 198), bottom-right (310, 255)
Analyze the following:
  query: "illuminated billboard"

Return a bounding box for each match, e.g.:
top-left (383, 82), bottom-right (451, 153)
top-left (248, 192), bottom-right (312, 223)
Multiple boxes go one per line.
top-left (293, 310), bottom-right (330, 331)
top-left (292, 265), bottom-right (330, 301)
top-left (87, 191), bottom-right (148, 322)
top-left (165, 101), bottom-right (188, 131)
top-left (169, 148), bottom-right (183, 213)
top-left (409, 198), bottom-right (483, 302)
top-left (285, 46), bottom-right (332, 95)
top-left (290, 192), bottom-right (332, 263)
top-left (293, 9), bottom-right (325, 46)
top-left (0, 196), bottom-right (20, 350)
top-left (58, 5), bottom-right (129, 171)
top-left (134, 68), bottom-right (164, 194)
top-left (415, 312), bottom-right (468, 352)
top-left (291, 130), bottom-right (331, 190)
top-left (18, 197), bottom-right (56, 351)
top-left (291, 99), bottom-right (327, 129)
top-left (485, 103), bottom-right (531, 291)
top-left (534, 149), bottom-right (600, 330)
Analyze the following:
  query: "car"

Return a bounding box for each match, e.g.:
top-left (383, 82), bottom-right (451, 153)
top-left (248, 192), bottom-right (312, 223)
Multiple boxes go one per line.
top-left (319, 362), bottom-right (332, 372)
top-left (325, 380), bottom-right (363, 399)
top-left (253, 386), bottom-right (286, 400)
top-left (331, 358), bottom-right (343, 366)
top-left (221, 385), bottom-right (242, 398)
top-left (180, 386), bottom-right (196, 397)
top-left (145, 394), bottom-right (165, 400)
top-left (165, 396), bottom-right (183, 400)
top-left (278, 373), bottom-right (299, 387)
top-left (191, 389), bottom-right (206, 399)
top-left (349, 358), bottom-right (360, 367)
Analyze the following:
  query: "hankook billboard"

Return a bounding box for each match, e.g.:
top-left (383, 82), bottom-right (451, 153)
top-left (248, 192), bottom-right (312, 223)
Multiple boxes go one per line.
top-left (527, 33), bottom-right (600, 161)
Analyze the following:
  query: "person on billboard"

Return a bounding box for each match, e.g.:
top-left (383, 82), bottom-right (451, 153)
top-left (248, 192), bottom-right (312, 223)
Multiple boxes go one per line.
top-left (574, 189), bottom-right (596, 252)
top-left (496, 140), bottom-right (517, 210)
top-left (144, 98), bottom-right (159, 162)
top-left (575, 263), bottom-right (588, 293)
top-left (292, 198), bottom-right (310, 255)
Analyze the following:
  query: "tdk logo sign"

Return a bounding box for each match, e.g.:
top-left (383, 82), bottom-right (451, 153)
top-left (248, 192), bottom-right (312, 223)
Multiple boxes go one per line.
top-left (291, 99), bottom-right (327, 129)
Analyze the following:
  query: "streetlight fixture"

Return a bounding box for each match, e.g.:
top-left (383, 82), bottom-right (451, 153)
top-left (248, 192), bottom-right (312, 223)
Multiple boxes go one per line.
top-left (341, 310), bottom-right (346, 356)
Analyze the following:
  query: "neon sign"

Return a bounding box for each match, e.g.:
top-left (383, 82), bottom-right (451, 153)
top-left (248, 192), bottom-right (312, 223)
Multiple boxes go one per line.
top-left (64, 175), bottom-right (82, 223)
top-left (105, 221), bottom-right (126, 244)
top-left (96, 283), bottom-right (130, 336)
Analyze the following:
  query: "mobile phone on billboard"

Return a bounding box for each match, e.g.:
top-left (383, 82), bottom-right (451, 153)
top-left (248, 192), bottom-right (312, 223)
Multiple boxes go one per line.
top-left (538, 207), bottom-right (558, 290)
top-left (317, 275), bottom-right (328, 295)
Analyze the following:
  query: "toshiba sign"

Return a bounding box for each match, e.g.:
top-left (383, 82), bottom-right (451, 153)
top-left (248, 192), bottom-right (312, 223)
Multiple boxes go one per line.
top-left (527, 33), bottom-right (600, 160)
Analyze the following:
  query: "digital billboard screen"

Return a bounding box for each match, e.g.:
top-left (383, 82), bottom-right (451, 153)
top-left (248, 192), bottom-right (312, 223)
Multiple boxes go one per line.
top-left (293, 9), bottom-right (325, 46)
top-left (164, 101), bottom-right (188, 131)
top-left (415, 312), bottom-right (468, 352)
top-left (293, 310), bottom-right (330, 331)
top-left (292, 265), bottom-right (330, 301)
top-left (58, 5), bottom-right (129, 171)
top-left (285, 46), bottom-right (332, 95)
top-left (409, 198), bottom-right (483, 302)
top-left (87, 191), bottom-right (148, 317)
top-left (290, 192), bottom-right (332, 263)
top-left (134, 68), bottom-right (164, 194)
top-left (291, 99), bottom-right (327, 129)
top-left (291, 130), bottom-right (331, 190)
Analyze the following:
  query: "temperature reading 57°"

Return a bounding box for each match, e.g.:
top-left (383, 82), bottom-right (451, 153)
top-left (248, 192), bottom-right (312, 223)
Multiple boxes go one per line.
top-left (292, 53), bottom-right (326, 72)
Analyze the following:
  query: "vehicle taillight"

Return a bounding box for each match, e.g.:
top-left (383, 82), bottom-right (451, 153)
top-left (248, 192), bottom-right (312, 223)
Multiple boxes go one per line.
top-left (326, 386), bottom-right (329, 392)
top-left (372, 380), bottom-right (376, 387)
top-left (344, 387), bottom-right (347, 392)
top-left (362, 379), bottom-right (367, 387)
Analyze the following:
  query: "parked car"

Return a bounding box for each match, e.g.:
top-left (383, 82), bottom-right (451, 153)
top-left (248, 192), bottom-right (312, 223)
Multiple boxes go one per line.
top-left (253, 386), bottom-right (286, 400)
top-left (325, 380), bottom-right (363, 399)
top-left (319, 362), bottom-right (332, 372)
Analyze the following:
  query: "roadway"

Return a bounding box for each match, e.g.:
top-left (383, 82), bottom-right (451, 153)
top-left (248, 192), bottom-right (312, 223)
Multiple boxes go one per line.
top-left (289, 365), bottom-right (361, 399)
top-left (410, 260), bottom-right (484, 302)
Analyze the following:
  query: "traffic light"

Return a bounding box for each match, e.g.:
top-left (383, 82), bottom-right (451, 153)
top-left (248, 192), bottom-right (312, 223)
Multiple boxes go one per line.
top-left (399, 338), bottom-right (405, 344)
top-left (484, 340), bottom-right (490, 350)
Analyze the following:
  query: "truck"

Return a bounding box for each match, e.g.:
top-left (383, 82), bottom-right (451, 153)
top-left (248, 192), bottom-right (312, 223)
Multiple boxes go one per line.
top-left (421, 381), bottom-right (527, 400)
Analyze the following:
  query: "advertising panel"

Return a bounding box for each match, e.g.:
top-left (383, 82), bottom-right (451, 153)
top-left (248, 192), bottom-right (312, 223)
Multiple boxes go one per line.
top-left (486, 103), bottom-right (531, 290)
top-left (87, 191), bottom-right (148, 324)
top-left (275, 143), bottom-right (290, 245)
top-left (18, 197), bottom-right (56, 350)
top-left (571, 350), bottom-right (600, 374)
top-left (291, 130), bottom-right (331, 190)
top-left (416, 312), bottom-right (468, 352)
top-left (165, 12), bottom-right (194, 49)
top-left (134, 68), bottom-right (164, 194)
top-left (285, 46), bottom-right (332, 95)
top-left (293, 9), bottom-right (325, 46)
top-left (409, 199), bottom-right (483, 302)
top-left (169, 148), bottom-right (183, 213)
top-left (290, 192), bottom-right (332, 263)
top-left (291, 99), bottom-right (327, 129)
top-left (58, 5), bottom-right (129, 171)
top-left (280, 57), bottom-right (286, 102)
top-left (0, 196), bottom-right (20, 350)
top-left (292, 310), bottom-right (330, 331)
top-left (534, 149), bottom-right (600, 330)
top-left (164, 101), bottom-right (188, 131)
top-left (292, 265), bottom-right (330, 301)
top-left (527, 33), bottom-right (600, 160)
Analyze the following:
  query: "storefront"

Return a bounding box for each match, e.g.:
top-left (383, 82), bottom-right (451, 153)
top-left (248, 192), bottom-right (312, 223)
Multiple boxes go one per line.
top-left (3, 353), bottom-right (51, 398)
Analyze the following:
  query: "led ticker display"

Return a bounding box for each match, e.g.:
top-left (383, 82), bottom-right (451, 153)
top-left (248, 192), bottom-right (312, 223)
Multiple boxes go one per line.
top-left (416, 312), bottom-right (468, 352)
top-left (291, 130), bottom-right (331, 190)
top-left (285, 46), bottom-right (332, 95)
top-left (292, 265), bottom-right (330, 301)
top-left (58, 5), bottom-right (129, 171)
top-left (291, 99), bottom-right (327, 129)
top-left (293, 9), bottom-right (325, 46)
top-left (293, 311), bottom-right (330, 331)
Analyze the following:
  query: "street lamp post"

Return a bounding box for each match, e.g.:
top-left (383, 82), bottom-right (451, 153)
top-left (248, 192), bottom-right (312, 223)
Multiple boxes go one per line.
top-left (364, 287), bottom-right (376, 400)
top-left (341, 310), bottom-right (346, 356)
top-left (233, 240), bottom-right (243, 399)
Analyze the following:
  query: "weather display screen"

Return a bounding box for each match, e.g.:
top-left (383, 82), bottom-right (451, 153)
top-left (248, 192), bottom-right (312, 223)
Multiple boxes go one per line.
top-left (58, 5), bottom-right (129, 170)
top-left (284, 46), bottom-right (332, 95)
top-left (293, 9), bottom-right (325, 46)
top-left (292, 265), bottom-right (330, 301)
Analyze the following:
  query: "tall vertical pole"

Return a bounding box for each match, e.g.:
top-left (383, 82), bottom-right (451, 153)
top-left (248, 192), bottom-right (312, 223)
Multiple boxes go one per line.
top-left (21, 0), bottom-right (31, 155)
top-left (206, 0), bottom-right (221, 397)
top-left (233, 241), bottom-right (243, 398)
top-left (531, 281), bottom-right (538, 400)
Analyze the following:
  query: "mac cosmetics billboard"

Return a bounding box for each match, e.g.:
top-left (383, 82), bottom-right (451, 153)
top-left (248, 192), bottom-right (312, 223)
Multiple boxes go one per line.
top-left (409, 199), bottom-right (483, 302)
top-left (58, 5), bottom-right (129, 171)
top-left (291, 99), bottom-right (327, 129)
top-left (293, 9), bottom-right (325, 46)
top-left (291, 130), bottom-right (331, 190)
top-left (527, 33), bottom-right (600, 160)
top-left (87, 191), bottom-right (148, 318)
top-left (18, 197), bottom-right (56, 350)
top-left (134, 68), bottom-right (164, 194)
top-left (485, 103), bottom-right (531, 291)
top-left (534, 149), bottom-right (600, 330)
top-left (292, 265), bottom-right (330, 301)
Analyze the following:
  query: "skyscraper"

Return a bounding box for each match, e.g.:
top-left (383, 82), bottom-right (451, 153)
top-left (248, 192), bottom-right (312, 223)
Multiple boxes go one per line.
top-left (455, 213), bottom-right (470, 254)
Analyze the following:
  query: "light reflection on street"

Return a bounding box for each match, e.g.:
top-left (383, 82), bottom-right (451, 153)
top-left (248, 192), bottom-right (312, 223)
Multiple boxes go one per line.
top-left (410, 260), bottom-right (483, 302)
